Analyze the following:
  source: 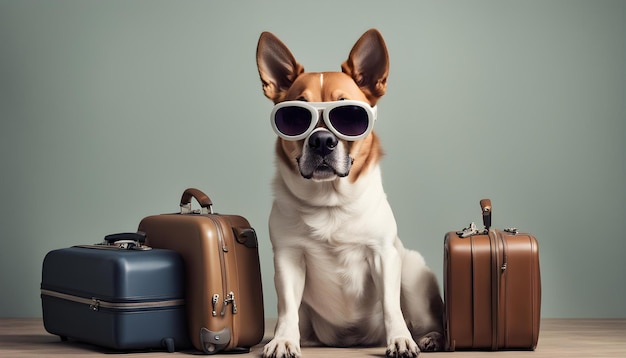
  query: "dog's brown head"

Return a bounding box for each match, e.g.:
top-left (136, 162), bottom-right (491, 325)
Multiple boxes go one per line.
top-left (256, 29), bottom-right (389, 183)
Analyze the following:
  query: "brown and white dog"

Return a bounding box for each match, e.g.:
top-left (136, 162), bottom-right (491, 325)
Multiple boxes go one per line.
top-left (256, 29), bottom-right (445, 358)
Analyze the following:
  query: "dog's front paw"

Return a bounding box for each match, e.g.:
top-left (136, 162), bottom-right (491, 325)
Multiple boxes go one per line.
top-left (263, 337), bottom-right (301, 358)
top-left (417, 331), bottom-right (445, 352)
top-left (386, 336), bottom-right (419, 358)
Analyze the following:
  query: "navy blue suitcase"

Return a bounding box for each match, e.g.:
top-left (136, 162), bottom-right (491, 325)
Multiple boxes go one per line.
top-left (40, 232), bottom-right (191, 352)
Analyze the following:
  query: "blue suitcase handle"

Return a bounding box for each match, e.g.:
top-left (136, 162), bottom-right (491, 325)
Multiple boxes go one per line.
top-left (104, 231), bottom-right (147, 244)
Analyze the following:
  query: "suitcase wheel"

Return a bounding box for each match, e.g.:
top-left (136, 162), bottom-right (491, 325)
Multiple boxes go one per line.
top-left (59, 336), bottom-right (68, 342)
top-left (161, 338), bottom-right (175, 353)
top-left (205, 343), bottom-right (217, 353)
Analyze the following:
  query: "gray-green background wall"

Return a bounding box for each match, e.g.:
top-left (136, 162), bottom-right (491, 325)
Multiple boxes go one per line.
top-left (1, 0), bottom-right (624, 318)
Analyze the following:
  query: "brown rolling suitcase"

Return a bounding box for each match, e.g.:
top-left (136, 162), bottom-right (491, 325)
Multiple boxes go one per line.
top-left (138, 188), bottom-right (264, 354)
top-left (444, 199), bottom-right (541, 351)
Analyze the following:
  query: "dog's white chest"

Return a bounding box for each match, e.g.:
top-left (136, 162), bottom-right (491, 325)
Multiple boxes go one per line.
top-left (301, 242), bottom-right (378, 323)
top-left (269, 167), bottom-right (397, 325)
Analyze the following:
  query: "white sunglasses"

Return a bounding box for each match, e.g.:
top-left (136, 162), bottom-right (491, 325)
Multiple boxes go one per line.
top-left (270, 100), bottom-right (377, 141)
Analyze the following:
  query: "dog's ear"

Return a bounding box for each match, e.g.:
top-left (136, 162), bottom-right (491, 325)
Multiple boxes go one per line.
top-left (341, 29), bottom-right (389, 103)
top-left (256, 32), bottom-right (304, 103)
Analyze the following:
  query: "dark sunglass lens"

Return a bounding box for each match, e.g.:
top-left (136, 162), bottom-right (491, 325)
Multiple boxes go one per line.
top-left (328, 106), bottom-right (369, 136)
top-left (275, 106), bottom-right (312, 136)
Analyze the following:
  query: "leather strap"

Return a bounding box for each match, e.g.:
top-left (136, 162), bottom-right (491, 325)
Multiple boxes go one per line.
top-left (482, 198), bottom-right (498, 349)
top-left (489, 229), bottom-right (499, 350)
top-left (500, 230), bottom-right (510, 348)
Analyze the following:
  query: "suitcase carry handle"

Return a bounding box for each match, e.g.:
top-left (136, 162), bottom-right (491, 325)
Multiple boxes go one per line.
top-left (480, 198), bottom-right (492, 230)
top-left (180, 188), bottom-right (214, 214)
top-left (99, 231), bottom-right (151, 250)
top-left (104, 231), bottom-right (147, 244)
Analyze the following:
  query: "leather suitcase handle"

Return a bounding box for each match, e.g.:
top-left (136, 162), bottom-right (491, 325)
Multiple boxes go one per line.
top-left (480, 198), bottom-right (492, 230)
top-left (180, 188), bottom-right (214, 214)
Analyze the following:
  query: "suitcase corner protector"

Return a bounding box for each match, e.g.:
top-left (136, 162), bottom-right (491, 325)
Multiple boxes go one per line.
top-left (199, 327), bottom-right (231, 354)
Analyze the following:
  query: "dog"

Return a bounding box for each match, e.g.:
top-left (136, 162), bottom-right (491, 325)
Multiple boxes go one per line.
top-left (256, 29), bottom-right (445, 358)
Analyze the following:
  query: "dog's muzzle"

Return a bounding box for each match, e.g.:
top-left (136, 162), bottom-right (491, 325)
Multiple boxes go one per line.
top-left (297, 128), bottom-right (353, 181)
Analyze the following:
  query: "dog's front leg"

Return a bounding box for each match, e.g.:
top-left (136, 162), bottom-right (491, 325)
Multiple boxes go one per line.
top-left (370, 244), bottom-right (419, 358)
top-left (263, 247), bottom-right (306, 358)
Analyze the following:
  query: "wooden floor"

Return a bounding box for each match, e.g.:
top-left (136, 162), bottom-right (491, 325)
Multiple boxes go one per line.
top-left (1, 318), bottom-right (625, 357)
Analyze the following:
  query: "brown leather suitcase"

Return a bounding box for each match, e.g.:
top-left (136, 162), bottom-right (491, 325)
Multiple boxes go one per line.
top-left (444, 199), bottom-right (541, 351)
top-left (138, 188), bottom-right (264, 354)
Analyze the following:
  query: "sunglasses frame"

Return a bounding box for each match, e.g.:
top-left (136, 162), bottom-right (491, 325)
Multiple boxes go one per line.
top-left (270, 100), bottom-right (377, 141)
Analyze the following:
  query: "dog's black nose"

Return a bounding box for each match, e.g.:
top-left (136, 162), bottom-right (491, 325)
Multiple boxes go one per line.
top-left (308, 130), bottom-right (338, 157)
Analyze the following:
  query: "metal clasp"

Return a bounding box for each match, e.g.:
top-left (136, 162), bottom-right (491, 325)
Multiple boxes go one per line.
top-left (112, 240), bottom-right (152, 251)
top-left (180, 203), bottom-right (214, 215)
top-left (90, 298), bottom-right (100, 311)
top-left (456, 222), bottom-right (486, 238)
top-left (211, 294), bottom-right (219, 317)
top-left (220, 292), bottom-right (237, 316)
